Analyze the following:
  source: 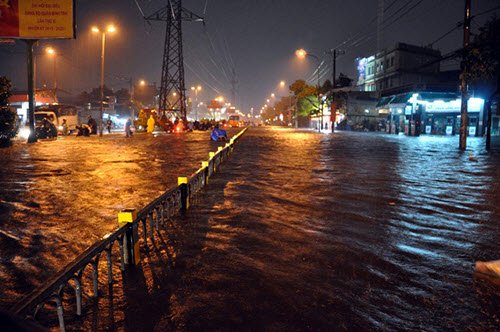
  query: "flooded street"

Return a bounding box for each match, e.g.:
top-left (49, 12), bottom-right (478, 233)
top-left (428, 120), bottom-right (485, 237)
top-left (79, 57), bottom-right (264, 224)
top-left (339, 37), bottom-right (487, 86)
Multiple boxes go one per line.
top-left (1, 127), bottom-right (500, 330)
top-left (0, 130), bottom-right (234, 310)
top-left (156, 127), bottom-right (499, 331)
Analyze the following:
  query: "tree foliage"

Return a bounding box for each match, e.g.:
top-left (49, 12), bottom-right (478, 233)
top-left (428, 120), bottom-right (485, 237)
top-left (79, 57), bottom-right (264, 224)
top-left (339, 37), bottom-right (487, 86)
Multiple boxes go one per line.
top-left (466, 16), bottom-right (500, 97)
top-left (336, 73), bottom-right (353, 88)
top-left (0, 76), bottom-right (12, 106)
top-left (115, 88), bottom-right (131, 104)
top-left (0, 76), bottom-right (19, 144)
top-left (289, 79), bottom-right (319, 116)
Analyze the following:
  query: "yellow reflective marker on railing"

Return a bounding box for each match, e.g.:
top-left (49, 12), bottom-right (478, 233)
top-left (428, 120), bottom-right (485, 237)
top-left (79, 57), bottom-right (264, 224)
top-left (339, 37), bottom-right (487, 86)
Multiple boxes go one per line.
top-left (118, 208), bottom-right (137, 224)
top-left (117, 208), bottom-right (140, 266)
top-left (209, 152), bottom-right (215, 159)
top-left (202, 161), bottom-right (209, 167)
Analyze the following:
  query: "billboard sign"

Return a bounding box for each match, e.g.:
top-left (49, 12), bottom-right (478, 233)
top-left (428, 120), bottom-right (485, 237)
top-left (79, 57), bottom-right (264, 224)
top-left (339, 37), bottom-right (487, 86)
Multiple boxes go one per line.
top-left (0, 0), bottom-right (74, 39)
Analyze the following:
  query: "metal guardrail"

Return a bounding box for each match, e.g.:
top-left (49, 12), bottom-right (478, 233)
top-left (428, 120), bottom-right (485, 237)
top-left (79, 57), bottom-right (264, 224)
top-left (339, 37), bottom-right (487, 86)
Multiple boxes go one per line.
top-left (10, 128), bottom-right (248, 331)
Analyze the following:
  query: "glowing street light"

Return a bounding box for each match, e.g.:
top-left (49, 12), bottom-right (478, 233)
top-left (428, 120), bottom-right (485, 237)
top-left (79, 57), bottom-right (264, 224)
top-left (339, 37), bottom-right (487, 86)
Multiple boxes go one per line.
top-left (295, 48), bottom-right (307, 59)
top-left (271, 93), bottom-right (275, 98)
top-left (139, 79), bottom-right (146, 86)
top-left (92, 24), bottom-right (117, 136)
top-left (279, 80), bottom-right (286, 88)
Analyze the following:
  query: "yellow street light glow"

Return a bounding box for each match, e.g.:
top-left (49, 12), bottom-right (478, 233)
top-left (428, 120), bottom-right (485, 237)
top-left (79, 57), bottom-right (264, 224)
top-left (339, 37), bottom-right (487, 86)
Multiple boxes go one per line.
top-left (173, 92), bottom-right (177, 97)
top-left (296, 48), bottom-right (307, 59)
top-left (271, 93), bottom-right (275, 98)
top-left (91, 26), bottom-right (100, 33)
top-left (266, 99), bottom-right (270, 103)
top-left (107, 25), bottom-right (116, 33)
top-left (197, 85), bottom-right (202, 91)
top-left (139, 80), bottom-right (146, 86)
top-left (46, 47), bottom-right (55, 55)
top-left (280, 80), bottom-right (286, 87)
top-left (191, 86), bottom-right (195, 91)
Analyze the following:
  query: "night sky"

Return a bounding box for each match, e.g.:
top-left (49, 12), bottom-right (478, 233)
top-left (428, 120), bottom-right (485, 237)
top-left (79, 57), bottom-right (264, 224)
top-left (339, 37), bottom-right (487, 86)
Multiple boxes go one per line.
top-left (0, 0), bottom-right (498, 112)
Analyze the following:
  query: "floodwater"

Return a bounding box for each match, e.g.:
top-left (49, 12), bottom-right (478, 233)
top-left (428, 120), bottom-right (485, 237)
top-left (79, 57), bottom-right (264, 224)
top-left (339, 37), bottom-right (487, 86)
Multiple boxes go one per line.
top-left (1, 127), bottom-right (500, 331)
top-left (0, 130), bottom-right (234, 310)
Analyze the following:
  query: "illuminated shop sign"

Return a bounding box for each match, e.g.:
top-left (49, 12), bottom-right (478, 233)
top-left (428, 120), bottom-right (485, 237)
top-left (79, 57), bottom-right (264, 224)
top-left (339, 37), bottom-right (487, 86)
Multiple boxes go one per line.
top-left (424, 98), bottom-right (483, 113)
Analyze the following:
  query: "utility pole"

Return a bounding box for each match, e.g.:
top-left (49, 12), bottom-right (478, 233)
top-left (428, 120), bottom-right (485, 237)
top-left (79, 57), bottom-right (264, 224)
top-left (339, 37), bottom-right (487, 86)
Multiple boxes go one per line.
top-left (459, 0), bottom-right (471, 151)
top-left (326, 48), bottom-right (345, 133)
top-left (377, 0), bottom-right (384, 52)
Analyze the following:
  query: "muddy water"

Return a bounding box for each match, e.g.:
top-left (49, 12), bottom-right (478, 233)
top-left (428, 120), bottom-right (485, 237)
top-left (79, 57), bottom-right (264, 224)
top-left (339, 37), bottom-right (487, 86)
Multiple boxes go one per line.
top-left (2, 127), bottom-right (499, 331)
top-left (0, 130), bottom-right (233, 310)
top-left (156, 127), bottom-right (499, 331)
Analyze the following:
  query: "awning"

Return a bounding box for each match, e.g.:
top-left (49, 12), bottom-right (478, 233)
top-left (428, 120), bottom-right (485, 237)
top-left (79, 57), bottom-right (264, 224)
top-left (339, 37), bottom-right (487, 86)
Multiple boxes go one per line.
top-left (390, 93), bottom-right (411, 104)
top-left (376, 96), bottom-right (394, 108)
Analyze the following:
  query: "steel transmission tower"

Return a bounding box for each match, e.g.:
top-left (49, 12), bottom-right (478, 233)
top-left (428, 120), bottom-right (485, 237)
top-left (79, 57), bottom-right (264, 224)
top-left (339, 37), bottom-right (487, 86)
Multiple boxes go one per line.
top-left (146, 0), bottom-right (203, 121)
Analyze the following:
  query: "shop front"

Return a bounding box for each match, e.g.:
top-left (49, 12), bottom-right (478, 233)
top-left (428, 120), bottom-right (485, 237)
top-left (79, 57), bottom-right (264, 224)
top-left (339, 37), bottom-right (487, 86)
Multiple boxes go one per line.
top-left (378, 91), bottom-right (486, 136)
top-left (421, 97), bottom-right (484, 136)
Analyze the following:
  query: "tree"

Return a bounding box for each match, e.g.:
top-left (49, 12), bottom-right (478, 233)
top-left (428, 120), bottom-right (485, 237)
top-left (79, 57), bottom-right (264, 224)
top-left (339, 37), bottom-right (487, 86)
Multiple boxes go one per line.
top-left (289, 79), bottom-right (320, 117)
top-left (466, 16), bottom-right (500, 149)
top-left (0, 76), bottom-right (19, 145)
top-left (115, 88), bottom-right (131, 105)
top-left (76, 91), bottom-right (91, 106)
top-left (89, 85), bottom-right (114, 102)
top-left (336, 73), bottom-right (353, 88)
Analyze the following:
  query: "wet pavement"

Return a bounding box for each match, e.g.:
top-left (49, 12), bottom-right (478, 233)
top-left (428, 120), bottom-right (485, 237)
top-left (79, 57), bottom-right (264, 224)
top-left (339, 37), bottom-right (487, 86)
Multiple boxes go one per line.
top-left (2, 127), bottom-right (500, 330)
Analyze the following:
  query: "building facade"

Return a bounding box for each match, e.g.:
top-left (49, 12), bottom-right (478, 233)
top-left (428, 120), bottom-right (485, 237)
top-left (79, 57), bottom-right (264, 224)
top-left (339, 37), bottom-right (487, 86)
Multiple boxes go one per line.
top-left (357, 42), bottom-right (442, 93)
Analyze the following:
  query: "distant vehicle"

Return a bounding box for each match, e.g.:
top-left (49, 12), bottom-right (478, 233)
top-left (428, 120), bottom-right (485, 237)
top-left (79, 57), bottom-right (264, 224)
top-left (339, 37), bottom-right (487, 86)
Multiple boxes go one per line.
top-left (228, 115), bottom-right (242, 127)
top-left (35, 104), bottom-right (80, 133)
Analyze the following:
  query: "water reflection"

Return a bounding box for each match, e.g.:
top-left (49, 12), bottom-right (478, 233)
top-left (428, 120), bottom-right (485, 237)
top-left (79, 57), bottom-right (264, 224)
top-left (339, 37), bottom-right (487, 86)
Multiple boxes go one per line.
top-left (162, 128), bottom-right (500, 331)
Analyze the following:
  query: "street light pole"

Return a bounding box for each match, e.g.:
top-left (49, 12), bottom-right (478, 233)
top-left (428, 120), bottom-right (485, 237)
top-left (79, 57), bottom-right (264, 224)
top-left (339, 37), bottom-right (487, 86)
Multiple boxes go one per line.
top-left (46, 47), bottom-right (57, 96)
top-left (99, 31), bottom-right (106, 136)
top-left (92, 24), bottom-right (116, 137)
top-left (191, 85), bottom-right (201, 121)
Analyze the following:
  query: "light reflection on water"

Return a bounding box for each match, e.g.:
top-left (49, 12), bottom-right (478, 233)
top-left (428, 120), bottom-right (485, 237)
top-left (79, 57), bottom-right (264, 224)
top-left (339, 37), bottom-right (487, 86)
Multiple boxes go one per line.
top-left (165, 128), bottom-right (500, 331)
top-left (1, 127), bottom-right (499, 330)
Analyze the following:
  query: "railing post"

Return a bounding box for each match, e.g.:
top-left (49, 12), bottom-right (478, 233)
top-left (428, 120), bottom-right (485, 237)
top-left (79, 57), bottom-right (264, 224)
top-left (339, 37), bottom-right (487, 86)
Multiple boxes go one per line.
top-left (202, 161), bottom-right (209, 185)
top-left (178, 177), bottom-right (189, 211)
top-left (118, 209), bottom-right (139, 267)
top-left (209, 152), bottom-right (216, 172)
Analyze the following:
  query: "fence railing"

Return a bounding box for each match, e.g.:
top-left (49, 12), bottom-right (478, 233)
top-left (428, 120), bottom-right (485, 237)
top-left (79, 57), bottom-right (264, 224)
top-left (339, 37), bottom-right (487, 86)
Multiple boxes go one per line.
top-left (10, 128), bottom-right (248, 331)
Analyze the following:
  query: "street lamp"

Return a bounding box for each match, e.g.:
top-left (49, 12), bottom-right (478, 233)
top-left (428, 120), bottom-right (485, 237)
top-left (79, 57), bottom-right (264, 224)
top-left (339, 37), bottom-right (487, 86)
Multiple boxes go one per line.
top-left (139, 79), bottom-right (146, 86)
top-left (92, 24), bottom-right (117, 136)
top-left (279, 80), bottom-right (286, 88)
top-left (190, 85), bottom-right (202, 121)
top-left (295, 48), bottom-right (322, 132)
top-left (45, 47), bottom-right (57, 92)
